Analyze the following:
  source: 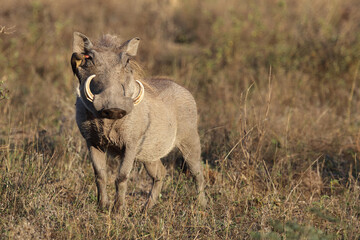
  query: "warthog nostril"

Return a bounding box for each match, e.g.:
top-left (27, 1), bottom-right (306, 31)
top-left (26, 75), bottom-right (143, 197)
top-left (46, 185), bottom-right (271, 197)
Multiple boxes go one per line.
top-left (100, 108), bottom-right (127, 119)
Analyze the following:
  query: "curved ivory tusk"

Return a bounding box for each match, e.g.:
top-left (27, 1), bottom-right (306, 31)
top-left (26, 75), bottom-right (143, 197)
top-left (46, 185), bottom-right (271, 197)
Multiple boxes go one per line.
top-left (84, 74), bottom-right (95, 102)
top-left (133, 80), bottom-right (144, 105)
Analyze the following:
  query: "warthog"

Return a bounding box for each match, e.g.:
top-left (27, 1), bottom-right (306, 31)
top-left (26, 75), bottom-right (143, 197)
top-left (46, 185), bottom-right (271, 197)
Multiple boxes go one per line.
top-left (70, 32), bottom-right (207, 212)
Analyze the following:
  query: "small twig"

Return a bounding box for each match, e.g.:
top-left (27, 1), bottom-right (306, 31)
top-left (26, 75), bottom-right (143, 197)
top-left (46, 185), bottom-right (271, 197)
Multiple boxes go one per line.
top-left (284, 154), bottom-right (323, 203)
top-left (347, 61), bottom-right (359, 123)
top-left (203, 125), bottom-right (226, 134)
top-left (262, 159), bottom-right (277, 193)
top-left (243, 82), bottom-right (255, 131)
top-left (35, 152), bottom-right (56, 188)
top-left (0, 25), bottom-right (16, 35)
top-left (223, 125), bottom-right (255, 162)
top-left (254, 66), bottom-right (273, 160)
top-left (0, 144), bottom-right (10, 150)
top-left (264, 65), bottom-right (272, 119)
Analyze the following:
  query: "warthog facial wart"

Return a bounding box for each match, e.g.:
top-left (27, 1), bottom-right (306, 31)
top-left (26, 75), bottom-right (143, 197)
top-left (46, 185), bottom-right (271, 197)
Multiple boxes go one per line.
top-left (70, 32), bottom-right (207, 212)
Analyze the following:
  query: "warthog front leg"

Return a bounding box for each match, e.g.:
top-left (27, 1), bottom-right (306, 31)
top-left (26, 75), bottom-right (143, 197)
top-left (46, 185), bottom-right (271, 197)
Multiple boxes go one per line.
top-left (89, 146), bottom-right (109, 210)
top-left (143, 160), bottom-right (167, 211)
top-left (113, 148), bottom-right (136, 213)
top-left (178, 132), bottom-right (207, 207)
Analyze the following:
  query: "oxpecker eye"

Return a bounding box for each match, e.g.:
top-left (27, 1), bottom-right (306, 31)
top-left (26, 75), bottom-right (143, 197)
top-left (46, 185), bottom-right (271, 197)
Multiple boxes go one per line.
top-left (83, 53), bottom-right (95, 67)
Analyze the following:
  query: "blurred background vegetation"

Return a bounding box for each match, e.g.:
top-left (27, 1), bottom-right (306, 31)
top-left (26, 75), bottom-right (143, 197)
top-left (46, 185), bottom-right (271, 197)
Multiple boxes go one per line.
top-left (0, 0), bottom-right (359, 239)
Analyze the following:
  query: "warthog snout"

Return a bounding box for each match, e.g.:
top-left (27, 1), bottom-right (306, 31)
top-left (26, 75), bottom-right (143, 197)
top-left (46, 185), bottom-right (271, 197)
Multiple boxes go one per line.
top-left (93, 95), bottom-right (134, 119)
top-left (83, 74), bottom-right (134, 119)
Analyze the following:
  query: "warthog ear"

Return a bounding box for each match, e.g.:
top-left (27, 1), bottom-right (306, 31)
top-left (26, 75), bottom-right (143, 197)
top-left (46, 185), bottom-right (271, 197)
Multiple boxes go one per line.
top-left (122, 37), bottom-right (140, 56)
top-left (73, 32), bottom-right (93, 53)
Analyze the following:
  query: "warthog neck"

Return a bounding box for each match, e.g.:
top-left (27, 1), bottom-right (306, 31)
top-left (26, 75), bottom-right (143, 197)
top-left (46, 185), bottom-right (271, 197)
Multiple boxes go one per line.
top-left (76, 95), bottom-right (150, 150)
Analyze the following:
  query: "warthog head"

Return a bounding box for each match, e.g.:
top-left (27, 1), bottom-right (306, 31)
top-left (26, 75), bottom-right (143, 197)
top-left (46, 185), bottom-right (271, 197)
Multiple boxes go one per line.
top-left (71, 32), bottom-right (143, 119)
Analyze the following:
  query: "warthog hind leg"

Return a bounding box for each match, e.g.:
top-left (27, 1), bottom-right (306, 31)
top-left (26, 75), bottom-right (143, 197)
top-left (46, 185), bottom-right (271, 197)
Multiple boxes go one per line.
top-left (143, 160), bottom-right (167, 211)
top-left (89, 146), bottom-right (109, 210)
top-left (177, 132), bottom-right (207, 207)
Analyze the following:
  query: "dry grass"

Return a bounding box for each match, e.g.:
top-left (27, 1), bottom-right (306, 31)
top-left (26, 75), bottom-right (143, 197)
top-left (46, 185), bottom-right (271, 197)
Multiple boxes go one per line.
top-left (0, 0), bottom-right (359, 239)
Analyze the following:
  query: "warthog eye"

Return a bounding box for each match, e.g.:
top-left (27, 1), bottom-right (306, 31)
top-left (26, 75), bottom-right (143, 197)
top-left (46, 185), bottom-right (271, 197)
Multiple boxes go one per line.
top-left (83, 58), bottom-right (93, 68)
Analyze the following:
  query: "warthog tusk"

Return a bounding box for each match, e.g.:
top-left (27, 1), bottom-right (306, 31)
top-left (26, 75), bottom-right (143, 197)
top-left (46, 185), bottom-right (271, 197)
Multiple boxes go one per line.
top-left (133, 80), bottom-right (144, 105)
top-left (83, 75), bottom-right (143, 105)
top-left (84, 74), bottom-right (95, 102)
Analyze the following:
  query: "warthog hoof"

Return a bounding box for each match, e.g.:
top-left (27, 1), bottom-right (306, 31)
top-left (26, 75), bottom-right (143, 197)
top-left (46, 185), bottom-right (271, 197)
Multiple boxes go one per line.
top-left (112, 202), bottom-right (127, 215)
top-left (97, 201), bottom-right (110, 213)
top-left (198, 193), bottom-right (207, 208)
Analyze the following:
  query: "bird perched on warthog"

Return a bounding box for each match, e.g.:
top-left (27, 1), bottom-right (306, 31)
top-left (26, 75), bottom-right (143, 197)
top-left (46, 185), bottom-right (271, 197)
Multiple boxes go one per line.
top-left (70, 32), bottom-right (207, 212)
